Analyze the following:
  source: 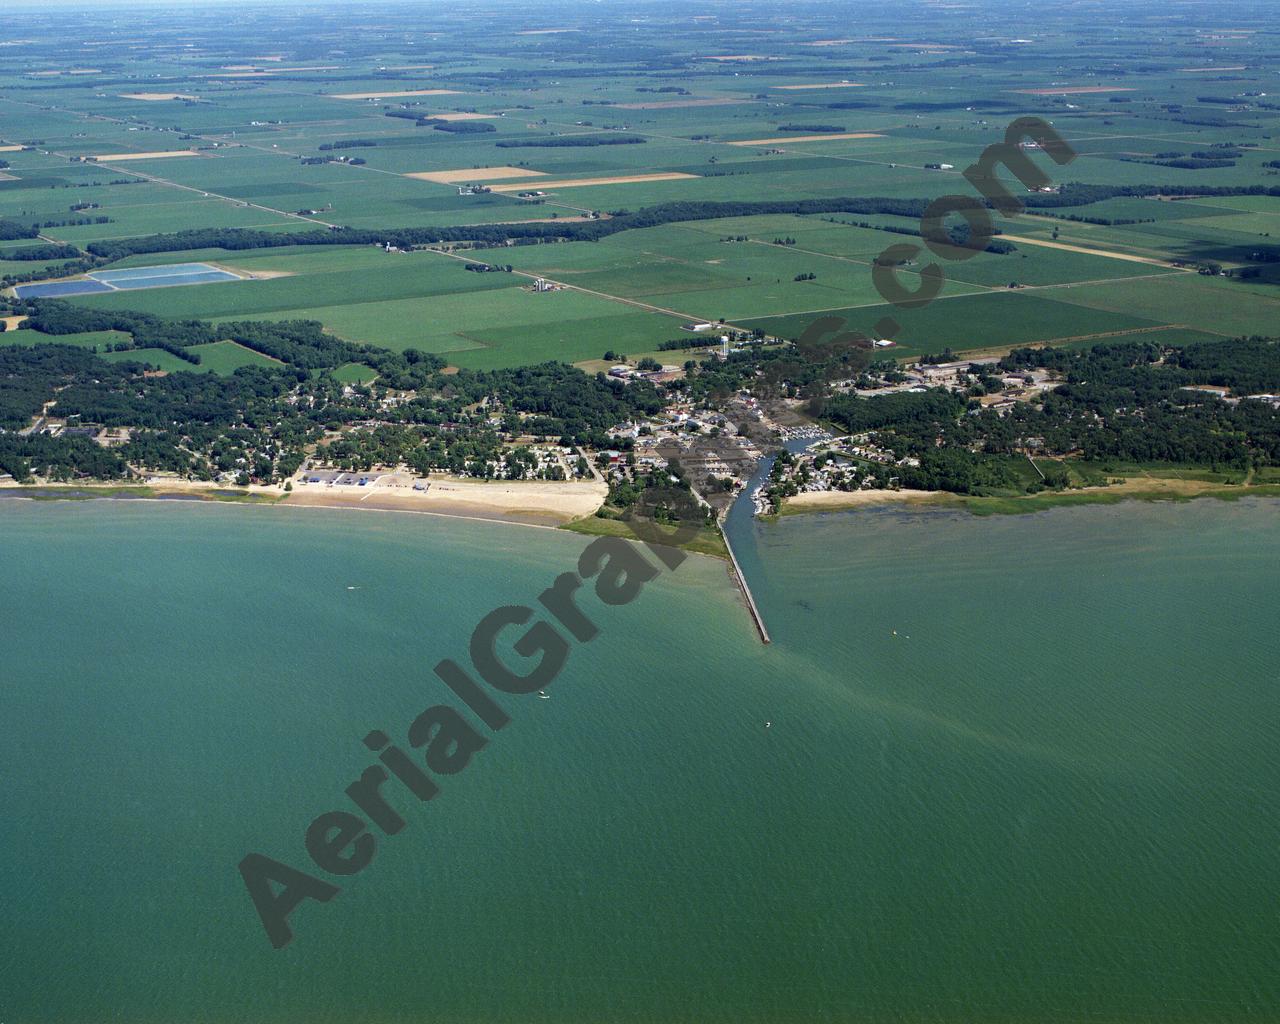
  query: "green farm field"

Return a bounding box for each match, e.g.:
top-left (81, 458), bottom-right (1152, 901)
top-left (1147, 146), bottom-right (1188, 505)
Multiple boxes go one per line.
top-left (221, 284), bottom-right (680, 366)
top-left (66, 249), bottom-right (511, 319)
top-left (736, 290), bottom-right (1167, 357)
top-left (0, 329), bottom-right (130, 351)
top-left (185, 339), bottom-right (283, 373)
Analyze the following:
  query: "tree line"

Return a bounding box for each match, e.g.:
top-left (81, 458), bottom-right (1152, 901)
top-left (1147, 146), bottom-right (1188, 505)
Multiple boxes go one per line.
top-left (80, 183), bottom-right (1280, 265)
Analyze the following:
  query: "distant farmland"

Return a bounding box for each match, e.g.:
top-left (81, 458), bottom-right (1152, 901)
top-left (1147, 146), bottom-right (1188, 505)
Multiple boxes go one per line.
top-left (3, 5), bottom-right (1280, 370)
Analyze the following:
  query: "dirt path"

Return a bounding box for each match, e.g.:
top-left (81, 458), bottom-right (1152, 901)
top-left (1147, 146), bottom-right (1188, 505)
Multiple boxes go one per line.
top-left (997, 234), bottom-right (1192, 268)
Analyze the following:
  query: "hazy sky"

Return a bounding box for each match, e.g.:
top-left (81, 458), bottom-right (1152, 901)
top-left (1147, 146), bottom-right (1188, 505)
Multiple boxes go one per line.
top-left (2, 0), bottom-right (418, 6)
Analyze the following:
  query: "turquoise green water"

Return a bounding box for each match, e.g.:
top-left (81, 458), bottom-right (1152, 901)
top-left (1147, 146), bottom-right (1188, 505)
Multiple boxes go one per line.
top-left (1, 498), bottom-right (1278, 1022)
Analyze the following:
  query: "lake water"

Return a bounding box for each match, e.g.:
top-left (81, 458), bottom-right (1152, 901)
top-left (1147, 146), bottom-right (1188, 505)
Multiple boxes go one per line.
top-left (1, 496), bottom-right (1277, 1022)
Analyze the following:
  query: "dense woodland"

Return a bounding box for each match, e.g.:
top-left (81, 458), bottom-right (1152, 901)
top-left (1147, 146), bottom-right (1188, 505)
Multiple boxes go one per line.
top-left (0, 219), bottom-right (41, 241)
top-left (0, 316), bottom-right (666, 483)
top-left (817, 337), bottom-right (1280, 494)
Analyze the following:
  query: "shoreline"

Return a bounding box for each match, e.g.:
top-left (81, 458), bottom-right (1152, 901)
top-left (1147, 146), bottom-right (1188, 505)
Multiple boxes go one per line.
top-left (283, 475), bottom-right (606, 527)
top-left (0, 483), bottom-right (733, 562)
top-left (0, 473), bottom-right (607, 526)
top-left (779, 479), bottom-right (1280, 518)
top-left (0, 485), bottom-right (570, 533)
top-left (782, 488), bottom-right (948, 513)
top-left (237, 496), bottom-right (577, 533)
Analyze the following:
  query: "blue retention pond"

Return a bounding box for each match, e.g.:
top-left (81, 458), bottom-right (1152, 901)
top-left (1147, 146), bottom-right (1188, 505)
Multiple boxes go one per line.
top-left (103, 270), bottom-right (241, 290)
top-left (90, 262), bottom-right (242, 288)
top-left (13, 279), bottom-right (116, 298)
top-left (15, 262), bottom-right (243, 299)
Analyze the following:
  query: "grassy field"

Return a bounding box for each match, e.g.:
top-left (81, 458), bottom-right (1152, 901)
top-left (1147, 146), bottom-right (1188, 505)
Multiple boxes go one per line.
top-left (737, 290), bottom-right (1163, 356)
top-left (1, 329), bottom-right (131, 350)
top-left (216, 283), bottom-right (683, 364)
top-left (186, 340), bottom-right (283, 373)
top-left (1048, 274), bottom-right (1280, 339)
top-left (1, 331), bottom-right (281, 374)
top-left (331, 362), bottom-right (379, 384)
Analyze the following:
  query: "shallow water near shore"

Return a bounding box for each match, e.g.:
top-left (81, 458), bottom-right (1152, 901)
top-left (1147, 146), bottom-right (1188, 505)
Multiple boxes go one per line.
top-left (1, 497), bottom-right (1278, 1022)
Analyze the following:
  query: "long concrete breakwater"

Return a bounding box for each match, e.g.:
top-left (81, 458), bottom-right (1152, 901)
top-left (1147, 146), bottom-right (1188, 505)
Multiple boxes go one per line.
top-left (723, 529), bottom-right (771, 645)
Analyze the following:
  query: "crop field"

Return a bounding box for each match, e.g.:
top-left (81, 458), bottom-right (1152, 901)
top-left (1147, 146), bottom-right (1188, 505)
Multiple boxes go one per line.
top-left (737, 291), bottom-right (1166, 358)
top-left (3, 2), bottom-right (1280, 371)
top-left (0, 329), bottom-right (280, 375)
top-left (216, 284), bottom-right (680, 367)
top-left (331, 362), bottom-right (380, 384)
top-left (69, 249), bottom-right (514, 319)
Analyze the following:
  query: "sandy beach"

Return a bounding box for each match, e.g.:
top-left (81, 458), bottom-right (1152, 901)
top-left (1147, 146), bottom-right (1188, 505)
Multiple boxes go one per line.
top-left (783, 476), bottom-right (1280, 517)
top-left (284, 475), bottom-right (606, 526)
top-left (2, 474), bottom-right (606, 529)
top-left (784, 489), bottom-right (946, 513)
